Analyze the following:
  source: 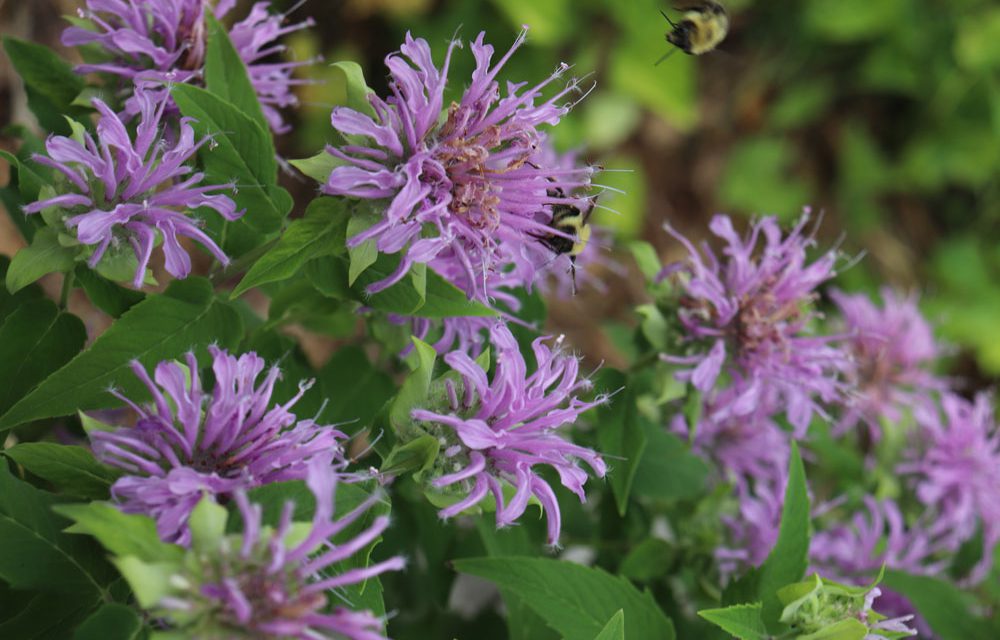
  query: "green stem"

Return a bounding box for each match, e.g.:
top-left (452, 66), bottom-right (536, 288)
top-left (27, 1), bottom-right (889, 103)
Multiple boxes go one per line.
top-left (59, 271), bottom-right (75, 309)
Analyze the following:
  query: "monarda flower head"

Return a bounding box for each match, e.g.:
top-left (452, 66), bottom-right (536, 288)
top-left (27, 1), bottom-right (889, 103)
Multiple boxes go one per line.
top-left (90, 346), bottom-right (346, 544)
top-left (25, 90), bottom-right (241, 287)
top-left (899, 391), bottom-right (1000, 582)
top-left (410, 323), bottom-right (607, 544)
top-left (116, 461), bottom-right (405, 639)
top-left (63, 0), bottom-right (314, 132)
top-left (831, 288), bottom-right (945, 442)
top-left (659, 212), bottom-right (850, 434)
top-left (323, 29), bottom-right (595, 300)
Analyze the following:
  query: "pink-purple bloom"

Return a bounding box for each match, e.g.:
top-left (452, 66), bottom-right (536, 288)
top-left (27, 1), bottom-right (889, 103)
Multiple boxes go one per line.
top-left (410, 323), bottom-right (607, 544)
top-left (90, 346), bottom-right (346, 544)
top-left (659, 213), bottom-right (850, 434)
top-left (161, 462), bottom-right (404, 639)
top-left (323, 29), bottom-right (594, 300)
top-left (899, 391), bottom-right (1000, 582)
top-left (25, 90), bottom-right (241, 287)
top-left (63, 0), bottom-right (313, 132)
top-left (673, 391), bottom-right (790, 572)
top-left (831, 288), bottom-right (945, 442)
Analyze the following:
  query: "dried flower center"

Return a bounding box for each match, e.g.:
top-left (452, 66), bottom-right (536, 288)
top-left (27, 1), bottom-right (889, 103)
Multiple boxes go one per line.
top-left (434, 102), bottom-right (533, 231)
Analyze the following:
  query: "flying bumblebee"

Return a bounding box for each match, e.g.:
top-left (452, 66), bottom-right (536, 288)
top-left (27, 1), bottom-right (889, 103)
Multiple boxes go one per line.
top-left (536, 187), bottom-right (595, 296)
top-left (656, 1), bottom-right (729, 65)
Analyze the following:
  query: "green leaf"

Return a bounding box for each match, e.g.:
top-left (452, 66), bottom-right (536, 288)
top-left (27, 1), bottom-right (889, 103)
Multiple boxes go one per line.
top-left (697, 603), bottom-right (768, 640)
top-left (353, 252), bottom-right (427, 315)
top-left (188, 497), bottom-right (228, 554)
top-left (628, 241), bottom-right (662, 283)
top-left (453, 556), bottom-right (675, 640)
top-left (593, 610), bottom-right (625, 640)
top-left (75, 267), bottom-right (145, 318)
top-left (5, 444), bottom-right (118, 500)
top-left (388, 338), bottom-right (438, 435)
top-left (72, 603), bottom-right (142, 640)
top-left (314, 345), bottom-right (395, 430)
top-left (630, 419), bottom-right (708, 501)
top-left (331, 61), bottom-right (375, 117)
top-left (0, 277), bottom-right (243, 430)
top-left (0, 256), bottom-right (43, 323)
top-left (6, 227), bottom-right (78, 293)
top-left (347, 213), bottom-right (379, 285)
top-left (0, 149), bottom-right (49, 204)
top-left (233, 197), bottom-right (349, 297)
top-left (417, 268), bottom-right (497, 318)
top-left (0, 463), bottom-right (117, 597)
top-left (595, 370), bottom-right (647, 516)
top-left (619, 538), bottom-right (673, 583)
top-left (0, 298), bottom-right (86, 416)
top-left (2, 37), bottom-right (85, 134)
top-left (54, 502), bottom-right (183, 565)
top-left (171, 84), bottom-right (288, 232)
top-left (203, 14), bottom-right (269, 131)
top-left (0, 582), bottom-right (101, 640)
top-left (758, 442), bottom-right (810, 631)
top-left (882, 570), bottom-right (992, 640)
top-left (380, 435), bottom-right (440, 476)
top-left (290, 151), bottom-right (342, 183)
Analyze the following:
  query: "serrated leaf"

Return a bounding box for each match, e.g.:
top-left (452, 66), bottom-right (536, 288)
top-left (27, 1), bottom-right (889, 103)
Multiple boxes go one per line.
top-left (698, 603), bottom-right (768, 640)
top-left (0, 278), bottom-right (243, 430)
top-left (594, 610), bottom-right (625, 640)
top-left (758, 442), bottom-right (810, 631)
top-left (595, 370), bottom-right (646, 516)
top-left (0, 298), bottom-right (86, 416)
top-left (171, 84), bottom-right (287, 232)
top-left (204, 15), bottom-right (268, 131)
top-left (5, 444), bottom-right (118, 500)
top-left (233, 197), bottom-right (349, 297)
top-left (0, 464), bottom-right (117, 598)
top-left (6, 228), bottom-right (78, 293)
top-left (72, 603), bottom-right (142, 640)
top-left (454, 556), bottom-right (675, 640)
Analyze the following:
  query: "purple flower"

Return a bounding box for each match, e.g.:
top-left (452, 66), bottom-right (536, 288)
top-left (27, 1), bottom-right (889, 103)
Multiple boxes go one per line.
top-left (90, 346), bottom-right (346, 544)
top-left (158, 462), bottom-right (405, 639)
top-left (898, 391), bottom-right (1000, 582)
top-left (410, 323), bottom-right (607, 544)
top-left (811, 497), bottom-right (944, 579)
top-left (323, 29), bottom-right (594, 300)
top-left (63, 0), bottom-right (313, 132)
top-left (674, 388), bottom-right (790, 572)
top-left (24, 90), bottom-right (241, 287)
top-left (660, 212), bottom-right (850, 434)
top-left (831, 288), bottom-right (945, 442)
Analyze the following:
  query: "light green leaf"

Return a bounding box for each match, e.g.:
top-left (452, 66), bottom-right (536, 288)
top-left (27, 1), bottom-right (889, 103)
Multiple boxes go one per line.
top-left (347, 213), bottom-right (379, 285)
top-left (380, 435), bottom-right (441, 476)
top-left (758, 442), bottom-right (810, 631)
top-left (697, 603), bottom-right (768, 640)
top-left (6, 228), bottom-right (78, 293)
top-left (290, 151), bottom-right (342, 183)
top-left (54, 502), bottom-right (183, 564)
top-left (204, 14), bottom-right (268, 131)
top-left (331, 61), bottom-right (375, 117)
top-left (171, 84), bottom-right (288, 232)
top-left (389, 338), bottom-right (438, 435)
top-left (593, 610), bottom-right (625, 640)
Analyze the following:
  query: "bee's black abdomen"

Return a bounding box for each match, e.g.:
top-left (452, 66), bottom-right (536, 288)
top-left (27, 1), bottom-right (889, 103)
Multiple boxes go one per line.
top-left (667, 21), bottom-right (695, 54)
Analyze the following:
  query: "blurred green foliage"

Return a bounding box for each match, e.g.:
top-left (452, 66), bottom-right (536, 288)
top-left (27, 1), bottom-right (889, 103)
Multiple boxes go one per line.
top-left (283, 0), bottom-right (999, 376)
